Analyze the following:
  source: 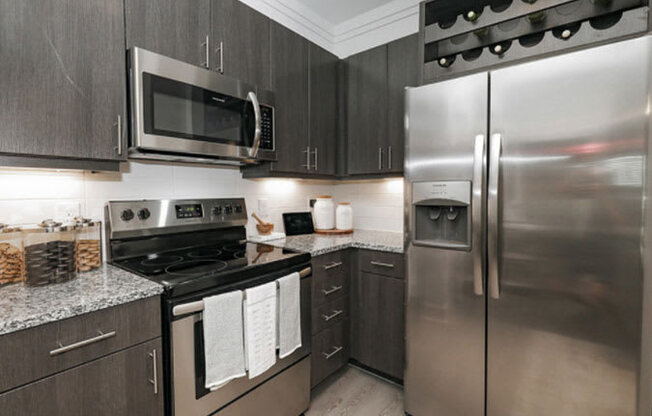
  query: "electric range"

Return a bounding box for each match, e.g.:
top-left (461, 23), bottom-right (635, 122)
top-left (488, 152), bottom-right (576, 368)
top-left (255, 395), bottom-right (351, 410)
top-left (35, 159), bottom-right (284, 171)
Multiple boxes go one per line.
top-left (105, 198), bottom-right (312, 416)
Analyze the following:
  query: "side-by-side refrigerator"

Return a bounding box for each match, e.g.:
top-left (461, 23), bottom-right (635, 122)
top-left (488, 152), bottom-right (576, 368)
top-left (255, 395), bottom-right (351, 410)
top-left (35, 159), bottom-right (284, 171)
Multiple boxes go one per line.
top-left (404, 35), bottom-right (652, 416)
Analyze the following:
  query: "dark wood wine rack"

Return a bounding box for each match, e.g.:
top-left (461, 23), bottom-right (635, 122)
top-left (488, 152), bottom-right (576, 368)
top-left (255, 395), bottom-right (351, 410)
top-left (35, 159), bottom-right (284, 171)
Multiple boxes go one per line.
top-left (420, 0), bottom-right (650, 83)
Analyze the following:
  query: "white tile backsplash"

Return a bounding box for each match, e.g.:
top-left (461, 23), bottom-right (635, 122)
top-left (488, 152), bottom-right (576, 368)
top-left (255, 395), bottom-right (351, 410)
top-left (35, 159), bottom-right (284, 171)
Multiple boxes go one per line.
top-left (0, 163), bottom-right (404, 235)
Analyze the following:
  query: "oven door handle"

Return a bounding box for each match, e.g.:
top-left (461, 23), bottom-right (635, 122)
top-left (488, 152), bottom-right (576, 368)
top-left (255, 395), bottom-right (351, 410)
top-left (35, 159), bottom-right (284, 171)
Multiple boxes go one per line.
top-left (247, 91), bottom-right (262, 159)
top-left (172, 266), bottom-right (312, 316)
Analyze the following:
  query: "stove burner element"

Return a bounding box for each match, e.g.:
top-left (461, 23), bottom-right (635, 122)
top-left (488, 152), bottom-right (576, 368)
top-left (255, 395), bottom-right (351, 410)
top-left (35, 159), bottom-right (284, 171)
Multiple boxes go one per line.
top-left (164, 259), bottom-right (228, 277)
top-left (223, 243), bottom-right (245, 252)
top-left (233, 250), bottom-right (245, 259)
top-left (141, 255), bottom-right (184, 267)
top-left (188, 248), bottom-right (223, 259)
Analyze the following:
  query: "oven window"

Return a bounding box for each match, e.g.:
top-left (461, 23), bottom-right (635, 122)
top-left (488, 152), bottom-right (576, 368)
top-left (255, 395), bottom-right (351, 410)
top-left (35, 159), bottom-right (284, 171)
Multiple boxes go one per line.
top-left (143, 73), bottom-right (255, 147)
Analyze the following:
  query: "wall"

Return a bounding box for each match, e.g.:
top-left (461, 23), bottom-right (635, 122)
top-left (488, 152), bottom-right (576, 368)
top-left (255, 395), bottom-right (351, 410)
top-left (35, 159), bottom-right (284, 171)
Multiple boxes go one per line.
top-left (0, 162), bottom-right (404, 237)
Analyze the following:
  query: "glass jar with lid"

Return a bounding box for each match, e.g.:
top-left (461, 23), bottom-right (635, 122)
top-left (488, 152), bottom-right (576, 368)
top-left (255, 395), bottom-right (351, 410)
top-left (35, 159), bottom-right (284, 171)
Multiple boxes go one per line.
top-left (0, 224), bottom-right (25, 286)
top-left (73, 217), bottom-right (102, 273)
top-left (23, 220), bottom-right (77, 286)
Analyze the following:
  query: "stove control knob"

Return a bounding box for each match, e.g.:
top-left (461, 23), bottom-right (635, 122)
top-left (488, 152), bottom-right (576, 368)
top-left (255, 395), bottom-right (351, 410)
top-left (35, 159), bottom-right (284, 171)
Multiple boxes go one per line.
top-left (224, 205), bottom-right (233, 214)
top-left (234, 204), bottom-right (243, 213)
top-left (137, 208), bottom-right (151, 220)
top-left (212, 206), bottom-right (222, 215)
top-left (120, 209), bottom-right (135, 222)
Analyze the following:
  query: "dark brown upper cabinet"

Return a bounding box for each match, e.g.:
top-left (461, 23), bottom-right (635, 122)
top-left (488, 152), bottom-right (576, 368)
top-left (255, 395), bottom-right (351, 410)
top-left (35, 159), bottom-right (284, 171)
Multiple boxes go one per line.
top-left (0, 0), bottom-right (127, 170)
top-left (125, 0), bottom-right (211, 68)
top-left (387, 34), bottom-right (419, 174)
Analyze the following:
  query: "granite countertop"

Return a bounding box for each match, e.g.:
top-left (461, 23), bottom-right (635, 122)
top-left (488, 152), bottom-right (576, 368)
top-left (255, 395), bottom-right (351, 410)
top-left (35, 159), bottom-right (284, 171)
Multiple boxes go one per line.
top-left (0, 264), bottom-right (163, 336)
top-left (263, 229), bottom-right (404, 257)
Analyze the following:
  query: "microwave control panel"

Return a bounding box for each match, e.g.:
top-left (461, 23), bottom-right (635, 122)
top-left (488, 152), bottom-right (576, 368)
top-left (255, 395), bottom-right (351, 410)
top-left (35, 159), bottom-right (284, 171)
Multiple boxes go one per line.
top-left (259, 105), bottom-right (274, 150)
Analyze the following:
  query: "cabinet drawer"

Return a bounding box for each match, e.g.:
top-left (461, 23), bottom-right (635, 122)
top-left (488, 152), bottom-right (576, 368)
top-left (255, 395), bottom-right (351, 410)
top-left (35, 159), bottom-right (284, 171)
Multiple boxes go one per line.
top-left (0, 338), bottom-right (163, 415)
top-left (359, 250), bottom-right (404, 279)
top-left (312, 296), bottom-right (348, 335)
top-left (312, 251), bottom-right (350, 308)
top-left (311, 320), bottom-right (349, 388)
top-left (0, 296), bottom-right (161, 393)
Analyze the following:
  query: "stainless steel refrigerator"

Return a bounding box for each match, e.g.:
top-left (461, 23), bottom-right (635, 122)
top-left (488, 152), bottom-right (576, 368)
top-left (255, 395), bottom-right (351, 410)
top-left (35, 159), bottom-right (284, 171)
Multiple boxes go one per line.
top-left (404, 35), bottom-right (652, 416)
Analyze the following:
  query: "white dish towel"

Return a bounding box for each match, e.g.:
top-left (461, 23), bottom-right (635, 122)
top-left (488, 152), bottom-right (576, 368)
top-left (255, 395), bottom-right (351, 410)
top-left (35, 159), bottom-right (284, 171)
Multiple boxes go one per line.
top-left (277, 272), bottom-right (302, 359)
top-left (244, 281), bottom-right (277, 379)
top-left (203, 290), bottom-right (246, 390)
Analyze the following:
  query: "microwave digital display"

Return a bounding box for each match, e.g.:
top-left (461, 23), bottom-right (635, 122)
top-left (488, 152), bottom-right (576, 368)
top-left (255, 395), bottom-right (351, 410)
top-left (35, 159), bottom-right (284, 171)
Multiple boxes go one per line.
top-left (175, 204), bottom-right (203, 219)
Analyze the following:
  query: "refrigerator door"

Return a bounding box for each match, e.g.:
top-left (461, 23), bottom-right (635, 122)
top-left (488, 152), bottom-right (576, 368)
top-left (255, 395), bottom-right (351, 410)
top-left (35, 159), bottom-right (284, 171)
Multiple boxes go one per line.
top-left (488, 37), bottom-right (648, 415)
top-left (405, 73), bottom-right (488, 416)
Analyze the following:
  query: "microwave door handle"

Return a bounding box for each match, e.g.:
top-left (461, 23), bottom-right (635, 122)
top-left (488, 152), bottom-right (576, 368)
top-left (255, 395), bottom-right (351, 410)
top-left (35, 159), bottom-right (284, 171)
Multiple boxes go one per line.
top-left (247, 91), bottom-right (262, 158)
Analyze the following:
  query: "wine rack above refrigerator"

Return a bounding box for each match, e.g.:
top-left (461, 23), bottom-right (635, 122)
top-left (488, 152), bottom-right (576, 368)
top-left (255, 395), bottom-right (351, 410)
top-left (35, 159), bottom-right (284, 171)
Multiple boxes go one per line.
top-left (420, 0), bottom-right (650, 83)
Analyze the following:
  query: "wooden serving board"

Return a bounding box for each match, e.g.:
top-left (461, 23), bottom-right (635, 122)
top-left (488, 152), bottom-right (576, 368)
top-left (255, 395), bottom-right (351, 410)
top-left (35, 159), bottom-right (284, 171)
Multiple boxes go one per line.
top-left (314, 228), bottom-right (354, 235)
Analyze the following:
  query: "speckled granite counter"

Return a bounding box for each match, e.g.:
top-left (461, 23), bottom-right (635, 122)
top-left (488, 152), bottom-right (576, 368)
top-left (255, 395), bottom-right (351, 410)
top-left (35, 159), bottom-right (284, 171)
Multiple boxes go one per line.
top-left (0, 264), bottom-right (163, 336)
top-left (263, 229), bottom-right (404, 257)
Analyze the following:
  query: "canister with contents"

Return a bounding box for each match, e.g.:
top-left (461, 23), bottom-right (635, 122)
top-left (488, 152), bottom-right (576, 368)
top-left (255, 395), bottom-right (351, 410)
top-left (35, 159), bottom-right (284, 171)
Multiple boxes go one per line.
top-left (0, 224), bottom-right (25, 286)
top-left (74, 217), bottom-right (102, 273)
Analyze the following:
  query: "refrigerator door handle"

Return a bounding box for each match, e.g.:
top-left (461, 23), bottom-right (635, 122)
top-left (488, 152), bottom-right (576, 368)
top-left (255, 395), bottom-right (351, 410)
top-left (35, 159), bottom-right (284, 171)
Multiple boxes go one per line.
top-left (488, 133), bottom-right (502, 299)
top-left (472, 134), bottom-right (486, 296)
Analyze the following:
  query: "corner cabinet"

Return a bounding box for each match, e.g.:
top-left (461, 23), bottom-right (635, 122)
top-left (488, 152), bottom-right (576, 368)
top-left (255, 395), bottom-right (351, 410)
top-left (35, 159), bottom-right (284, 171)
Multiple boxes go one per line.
top-left (0, 0), bottom-right (127, 170)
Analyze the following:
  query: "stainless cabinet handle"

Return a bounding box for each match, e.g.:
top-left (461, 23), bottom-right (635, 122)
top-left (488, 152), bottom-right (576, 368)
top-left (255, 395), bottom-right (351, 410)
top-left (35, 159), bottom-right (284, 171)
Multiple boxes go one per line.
top-left (321, 285), bottom-right (343, 295)
top-left (323, 261), bottom-right (343, 270)
top-left (114, 115), bottom-right (122, 156)
top-left (247, 91), bottom-right (262, 158)
top-left (378, 147), bottom-right (383, 170)
top-left (312, 147), bottom-right (318, 171)
top-left (322, 310), bottom-right (343, 322)
top-left (49, 330), bottom-right (116, 356)
top-left (488, 133), bottom-right (502, 300)
top-left (323, 345), bottom-right (343, 360)
top-left (302, 147), bottom-right (311, 170)
top-left (472, 134), bottom-right (486, 296)
top-left (201, 35), bottom-right (210, 69)
top-left (388, 146), bottom-right (392, 170)
top-left (370, 261), bottom-right (394, 268)
top-left (215, 41), bottom-right (224, 74)
top-left (149, 349), bottom-right (158, 395)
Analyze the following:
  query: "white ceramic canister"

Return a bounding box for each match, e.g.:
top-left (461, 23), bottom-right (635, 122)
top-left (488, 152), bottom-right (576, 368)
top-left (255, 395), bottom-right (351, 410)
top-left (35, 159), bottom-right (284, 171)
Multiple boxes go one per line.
top-left (313, 196), bottom-right (335, 230)
top-left (336, 203), bottom-right (353, 230)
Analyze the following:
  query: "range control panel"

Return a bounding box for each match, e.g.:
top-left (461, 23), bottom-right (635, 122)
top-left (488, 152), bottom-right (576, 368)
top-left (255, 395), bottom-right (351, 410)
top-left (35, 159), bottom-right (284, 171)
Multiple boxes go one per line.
top-left (106, 198), bottom-right (248, 238)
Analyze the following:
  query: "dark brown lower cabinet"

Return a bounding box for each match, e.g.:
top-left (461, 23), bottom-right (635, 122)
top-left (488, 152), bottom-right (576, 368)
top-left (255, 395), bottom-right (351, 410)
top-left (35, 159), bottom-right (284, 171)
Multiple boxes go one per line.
top-left (311, 320), bottom-right (349, 388)
top-left (0, 338), bottom-right (164, 415)
top-left (350, 271), bottom-right (405, 381)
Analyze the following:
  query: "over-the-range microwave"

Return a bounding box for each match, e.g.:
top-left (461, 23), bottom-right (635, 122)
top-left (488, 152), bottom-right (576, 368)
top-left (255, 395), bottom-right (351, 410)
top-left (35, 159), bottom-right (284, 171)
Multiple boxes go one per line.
top-left (127, 47), bottom-right (275, 165)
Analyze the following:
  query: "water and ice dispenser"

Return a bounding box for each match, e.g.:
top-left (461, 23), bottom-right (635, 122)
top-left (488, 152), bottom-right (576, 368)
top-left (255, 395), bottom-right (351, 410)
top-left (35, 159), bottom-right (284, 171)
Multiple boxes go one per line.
top-left (411, 181), bottom-right (471, 250)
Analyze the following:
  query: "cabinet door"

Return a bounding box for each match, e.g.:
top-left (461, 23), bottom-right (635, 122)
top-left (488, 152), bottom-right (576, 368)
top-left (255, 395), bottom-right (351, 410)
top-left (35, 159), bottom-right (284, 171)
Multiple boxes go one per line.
top-left (211, 0), bottom-right (271, 90)
top-left (126, 0), bottom-right (210, 67)
top-left (309, 44), bottom-right (338, 176)
top-left (0, 338), bottom-right (163, 415)
top-left (346, 45), bottom-right (388, 175)
top-left (0, 0), bottom-right (126, 161)
top-left (269, 22), bottom-right (310, 174)
top-left (387, 34), bottom-right (419, 174)
top-left (351, 271), bottom-right (405, 380)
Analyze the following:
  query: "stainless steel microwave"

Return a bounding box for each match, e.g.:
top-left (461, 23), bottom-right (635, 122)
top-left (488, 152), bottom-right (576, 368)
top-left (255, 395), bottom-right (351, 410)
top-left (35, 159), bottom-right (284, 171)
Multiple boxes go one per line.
top-left (128, 47), bottom-right (275, 165)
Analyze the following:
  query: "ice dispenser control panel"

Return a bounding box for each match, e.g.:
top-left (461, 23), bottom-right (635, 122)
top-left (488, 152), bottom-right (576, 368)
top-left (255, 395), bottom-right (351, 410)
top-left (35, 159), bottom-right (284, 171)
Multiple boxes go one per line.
top-left (411, 181), bottom-right (471, 250)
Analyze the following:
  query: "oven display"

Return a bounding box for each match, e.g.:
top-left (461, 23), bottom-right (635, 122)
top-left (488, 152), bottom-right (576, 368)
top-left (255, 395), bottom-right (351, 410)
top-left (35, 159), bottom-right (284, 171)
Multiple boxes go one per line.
top-left (175, 204), bottom-right (203, 219)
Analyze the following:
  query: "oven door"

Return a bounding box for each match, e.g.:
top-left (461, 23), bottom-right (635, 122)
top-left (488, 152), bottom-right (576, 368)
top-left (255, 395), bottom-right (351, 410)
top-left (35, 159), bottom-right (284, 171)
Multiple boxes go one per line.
top-left (129, 47), bottom-right (275, 164)
top-left (170, 274), bottom-right (311, 415)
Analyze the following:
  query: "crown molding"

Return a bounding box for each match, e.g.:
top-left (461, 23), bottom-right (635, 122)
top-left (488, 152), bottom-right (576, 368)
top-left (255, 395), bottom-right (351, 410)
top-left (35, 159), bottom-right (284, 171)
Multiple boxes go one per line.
top-left (238, 0), bottom-right (420, 58)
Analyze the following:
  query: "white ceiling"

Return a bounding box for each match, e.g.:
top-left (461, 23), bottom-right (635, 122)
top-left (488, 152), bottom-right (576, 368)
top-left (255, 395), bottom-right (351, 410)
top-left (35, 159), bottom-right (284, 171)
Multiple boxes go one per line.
top-left (240, 0), bottom-right (420, 58)
top-left (281, 0), bottom-right (399, 25)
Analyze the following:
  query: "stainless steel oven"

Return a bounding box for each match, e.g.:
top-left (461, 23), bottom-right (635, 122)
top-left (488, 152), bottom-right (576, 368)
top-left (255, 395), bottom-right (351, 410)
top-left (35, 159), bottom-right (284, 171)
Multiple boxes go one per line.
top-left (128, 47), bottom-right (275, 165)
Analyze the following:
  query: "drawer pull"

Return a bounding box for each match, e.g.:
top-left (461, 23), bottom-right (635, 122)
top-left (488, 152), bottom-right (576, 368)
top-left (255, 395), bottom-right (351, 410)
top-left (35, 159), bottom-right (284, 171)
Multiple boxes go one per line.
top-left (323, 345), bottom-right (344, 360)
top-left (321, 285), bottom-right (343, 296)
top-left (322, 310), bottom-right (343, 322)
top-left (324, 261), bottom-right (343, 270)
top-left (149, 349), bottom-right (158, 395)
top-left (370, 261), bottom-right (395, 268)
top-left (50, 330), bottom-right (116, 356)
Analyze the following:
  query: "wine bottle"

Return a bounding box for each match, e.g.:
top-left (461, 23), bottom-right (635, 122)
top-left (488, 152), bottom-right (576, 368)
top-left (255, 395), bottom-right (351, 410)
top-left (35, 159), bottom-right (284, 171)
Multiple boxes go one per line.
top-left (463, 7), bottom-right (483, 22)
top-left (438, 15), bottom-right (457, 29)
top-left (527, 11), bottom-right (547, 24)
top-left (473, 27), bottom-right (489, 38)
top-left (552, 22), bottom-right (581, 40)
top-left (438, 55), bottom-right (456, 68)
top-left (489, 40), bottom-right (512, 55)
